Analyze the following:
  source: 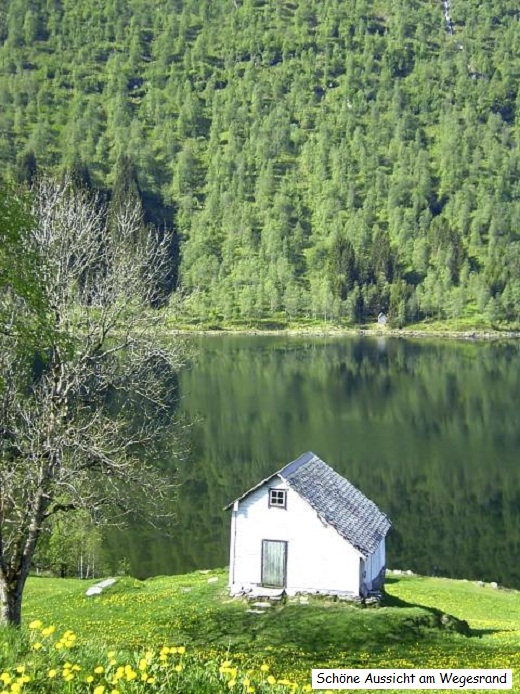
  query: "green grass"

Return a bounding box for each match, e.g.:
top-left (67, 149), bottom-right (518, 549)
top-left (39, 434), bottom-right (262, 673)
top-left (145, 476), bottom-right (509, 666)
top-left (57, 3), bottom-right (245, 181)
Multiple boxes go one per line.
top-left (1, 571), bottom-right (518, 692)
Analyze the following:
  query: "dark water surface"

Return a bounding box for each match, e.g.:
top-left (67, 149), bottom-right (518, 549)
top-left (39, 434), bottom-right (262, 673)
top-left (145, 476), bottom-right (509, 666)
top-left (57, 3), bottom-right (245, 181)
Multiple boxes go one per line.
top-left (105, 335), bottom-right (520, 588)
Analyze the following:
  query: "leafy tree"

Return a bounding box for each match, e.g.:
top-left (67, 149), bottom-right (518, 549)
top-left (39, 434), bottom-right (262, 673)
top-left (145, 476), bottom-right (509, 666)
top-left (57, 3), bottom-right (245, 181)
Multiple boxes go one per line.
top-left (327, 236), bottom-right (358, 301)
top-left (0, 181), bottom-right (48, 353)
top-left (34, 511), bottom-right (109, 579)
top-left (15, 151), bottom-right (38, 187)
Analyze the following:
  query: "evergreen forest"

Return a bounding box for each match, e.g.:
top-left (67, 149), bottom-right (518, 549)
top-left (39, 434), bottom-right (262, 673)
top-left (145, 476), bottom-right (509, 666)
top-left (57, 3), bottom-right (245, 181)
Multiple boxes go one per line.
top-left (1, 0), bottom-right (520, 326)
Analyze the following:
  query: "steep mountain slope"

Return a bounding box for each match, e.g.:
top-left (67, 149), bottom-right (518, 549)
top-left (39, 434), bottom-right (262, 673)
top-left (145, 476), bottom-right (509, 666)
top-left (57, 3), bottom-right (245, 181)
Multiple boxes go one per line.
top-left (1, 0), bottom-right (519, 324)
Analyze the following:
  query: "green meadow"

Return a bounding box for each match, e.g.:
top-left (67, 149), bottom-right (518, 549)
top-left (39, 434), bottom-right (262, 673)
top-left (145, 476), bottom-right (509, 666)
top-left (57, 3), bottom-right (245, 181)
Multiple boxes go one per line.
top-left (0, 570), bottom-right (518, 693)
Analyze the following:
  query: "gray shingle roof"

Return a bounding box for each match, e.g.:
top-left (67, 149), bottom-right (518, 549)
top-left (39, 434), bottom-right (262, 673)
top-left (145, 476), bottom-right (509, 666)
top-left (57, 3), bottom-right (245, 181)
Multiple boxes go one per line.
top-left (225, 451), bottom-right (391, 557)
top-left (279, 452), bottom-right (391, 556)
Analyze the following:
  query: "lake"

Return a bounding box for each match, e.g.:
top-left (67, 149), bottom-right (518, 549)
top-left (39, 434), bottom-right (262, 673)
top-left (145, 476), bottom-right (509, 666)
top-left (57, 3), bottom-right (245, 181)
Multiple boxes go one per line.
top-left (104, 335), bottom-right (520, 589)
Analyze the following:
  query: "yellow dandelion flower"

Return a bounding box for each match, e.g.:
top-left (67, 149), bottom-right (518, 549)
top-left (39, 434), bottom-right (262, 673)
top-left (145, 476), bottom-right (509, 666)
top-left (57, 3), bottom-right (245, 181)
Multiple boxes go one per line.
top-left (28, 620), bottom-right (42, 629)
top-left (72, 665), bottom-right (81, 672)
top-left (14, 669), bottom-right (24, 675)
top-left (64, 674), bottom-right (74, 682)
top-left (221, 661), bottom-right (232, 668)
top-left (260, 664), bottom-right (269, 672)
top-left (10, 684), bottom-right (21, 694)
top-left (94, 666), bottom-right (104, 674)
top-left (159, 654), bottom-right (168, 662)
top-left (111, 690), bottom-right (120, 694)
top-left (160, 646), bottom-right (169, 655)
top-left (108, 659), bottom-right (116, 666)
top-left (243, 677), bottom-right (251, 686)
top-left (267, 675), bottom-right (276, 685)
top-left (93, 686), bottom-right (105, 694)
top-left (0, 674), bottom-right (9, 685)
top-left (146, 677), bottom-right (155, 684)
top-left (174, 664), bottom-right (182, 673)
top-left (228, 680), bottom-right (236, 688)
top-left (86, 676), bottom-right (94, 683)
top-left (126, 670), bottom-right (137, 681)
top-left (177, 646), bottom-right (186, 655)
top-left (55, 642), bottom-right (64, 650)
top-left (107, 651), bottom-right (116, 658)
top-left (48, 670), bottom-right (57, 679)
top-left (41, 626), bottom-right (56, 636)
top-left (169, 647), bottom-right (178, 654)
top-left (138, 659), bottom-right (148, 671)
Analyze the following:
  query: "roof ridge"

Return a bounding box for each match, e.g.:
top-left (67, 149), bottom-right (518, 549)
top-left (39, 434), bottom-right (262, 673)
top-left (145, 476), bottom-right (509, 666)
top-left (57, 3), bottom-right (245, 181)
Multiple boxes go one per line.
top-left (224, 453), bottom-right (392, 557)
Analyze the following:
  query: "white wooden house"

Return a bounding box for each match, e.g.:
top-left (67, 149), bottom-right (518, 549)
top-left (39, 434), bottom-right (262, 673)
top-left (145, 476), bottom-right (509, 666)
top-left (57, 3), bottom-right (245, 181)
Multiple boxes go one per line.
top-left (225, 452), bottom-right (391, 596)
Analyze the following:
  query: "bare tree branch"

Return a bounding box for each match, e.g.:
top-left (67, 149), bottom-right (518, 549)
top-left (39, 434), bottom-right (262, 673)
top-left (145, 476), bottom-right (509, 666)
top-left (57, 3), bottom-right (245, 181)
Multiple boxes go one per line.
top-left (0, 177), bottom-right (187, 625)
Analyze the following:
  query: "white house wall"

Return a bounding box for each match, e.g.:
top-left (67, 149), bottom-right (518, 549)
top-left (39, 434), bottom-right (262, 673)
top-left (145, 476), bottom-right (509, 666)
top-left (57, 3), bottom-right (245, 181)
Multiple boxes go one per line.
top-left (362, 538), bottom-right (386, 591)
top-left (230, 477), bottom-right (364, 595)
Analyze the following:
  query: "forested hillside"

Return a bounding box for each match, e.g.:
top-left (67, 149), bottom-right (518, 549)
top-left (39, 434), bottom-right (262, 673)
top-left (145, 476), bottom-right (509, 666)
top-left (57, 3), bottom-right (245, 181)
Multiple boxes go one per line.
top-left (1, 0), bottom-right (520, 325)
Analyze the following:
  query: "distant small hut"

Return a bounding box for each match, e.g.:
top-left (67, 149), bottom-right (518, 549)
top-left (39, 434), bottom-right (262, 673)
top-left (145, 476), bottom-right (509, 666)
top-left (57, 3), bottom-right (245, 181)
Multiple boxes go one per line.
top-left (225, 452), bottom-right (391, 597)
top-left (377, 312), bottom-right (387, 326)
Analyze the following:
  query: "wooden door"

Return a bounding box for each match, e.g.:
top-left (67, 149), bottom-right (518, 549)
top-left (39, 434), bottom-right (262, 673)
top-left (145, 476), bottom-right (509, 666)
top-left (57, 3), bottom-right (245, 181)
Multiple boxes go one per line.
top-left (261, 540), bottom-right (287, 587)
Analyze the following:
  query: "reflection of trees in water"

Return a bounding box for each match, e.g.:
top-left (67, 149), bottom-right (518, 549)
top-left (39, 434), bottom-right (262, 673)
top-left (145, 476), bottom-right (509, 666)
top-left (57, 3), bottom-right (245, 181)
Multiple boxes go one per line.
top-left (108, 337), bottom-right (520, 587)
top-left (101, 361), bottom-right (189, 577)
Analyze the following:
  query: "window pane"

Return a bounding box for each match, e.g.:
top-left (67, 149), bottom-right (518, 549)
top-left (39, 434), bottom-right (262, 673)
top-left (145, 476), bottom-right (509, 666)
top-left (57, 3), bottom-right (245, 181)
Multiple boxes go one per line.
top-left (269, 489), bottom-right (286, 507)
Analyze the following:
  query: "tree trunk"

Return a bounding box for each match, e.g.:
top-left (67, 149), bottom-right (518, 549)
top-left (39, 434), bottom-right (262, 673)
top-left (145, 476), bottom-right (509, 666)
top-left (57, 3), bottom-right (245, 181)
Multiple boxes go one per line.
top-left (0, 578), bottom-right (24, 627)
top-left (0, 505), bottom-right (44, 627)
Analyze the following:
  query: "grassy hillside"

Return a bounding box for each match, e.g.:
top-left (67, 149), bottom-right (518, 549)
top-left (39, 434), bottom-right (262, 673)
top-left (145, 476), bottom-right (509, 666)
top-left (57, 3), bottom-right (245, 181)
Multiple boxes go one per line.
top-left (0, 570), bottom-right (518, 692)
top-left (1, 0), bottom-right (520, 327)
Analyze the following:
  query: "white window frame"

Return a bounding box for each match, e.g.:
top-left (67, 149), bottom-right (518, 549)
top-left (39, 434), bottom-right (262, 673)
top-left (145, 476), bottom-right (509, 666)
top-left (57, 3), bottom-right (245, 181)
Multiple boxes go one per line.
top-left (268, 488), bottom-right (287, 509)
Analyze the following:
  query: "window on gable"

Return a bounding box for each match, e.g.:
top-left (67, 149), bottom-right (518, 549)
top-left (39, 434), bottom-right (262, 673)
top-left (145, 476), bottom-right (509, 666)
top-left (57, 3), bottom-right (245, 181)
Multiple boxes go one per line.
top-left (269, 488), bottom-right (287, 508)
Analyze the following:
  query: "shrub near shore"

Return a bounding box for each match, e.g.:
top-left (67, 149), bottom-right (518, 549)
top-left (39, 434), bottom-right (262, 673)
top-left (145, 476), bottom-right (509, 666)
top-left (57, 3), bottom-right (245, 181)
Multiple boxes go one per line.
top-left (0, 571), bottom-right (518, 693)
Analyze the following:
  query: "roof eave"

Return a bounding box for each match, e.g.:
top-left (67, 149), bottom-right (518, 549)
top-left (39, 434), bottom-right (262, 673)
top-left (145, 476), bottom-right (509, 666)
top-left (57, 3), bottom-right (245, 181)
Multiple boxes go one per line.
top-left (223, 471), bottom-right (284, 511)
top-left (223, 452), bottom-right (317, 511)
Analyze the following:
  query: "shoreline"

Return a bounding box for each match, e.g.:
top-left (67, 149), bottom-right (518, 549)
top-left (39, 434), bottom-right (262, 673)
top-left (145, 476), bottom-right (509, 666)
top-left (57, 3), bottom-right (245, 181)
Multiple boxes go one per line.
top-left (168, 325), bottom-right (520, 341)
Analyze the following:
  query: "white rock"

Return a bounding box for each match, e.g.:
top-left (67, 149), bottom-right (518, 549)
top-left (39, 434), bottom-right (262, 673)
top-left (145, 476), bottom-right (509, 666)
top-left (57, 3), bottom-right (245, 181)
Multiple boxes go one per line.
top-left (207, 577), bottom-right (219, 583)
top-left (248, 587), bottom-right (284, 598)
top-left (246, 609), bottom-right (265, 614)
top-left (489, 581), bottom-right (498, 589)
top-left (252, 602), bottom-right (271, 609)
top-left (85, 577), bottom-right (117, 596)
top-left (85, 586), bottom-right (103, 596)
